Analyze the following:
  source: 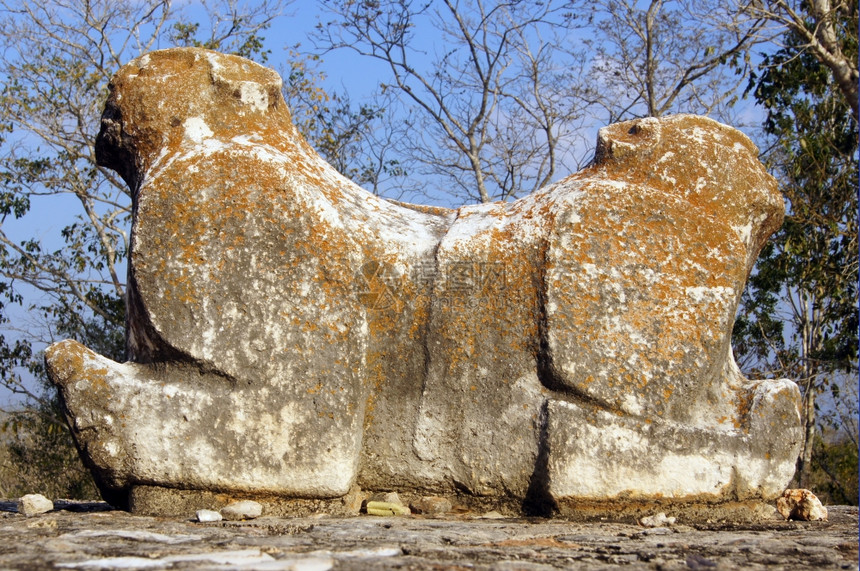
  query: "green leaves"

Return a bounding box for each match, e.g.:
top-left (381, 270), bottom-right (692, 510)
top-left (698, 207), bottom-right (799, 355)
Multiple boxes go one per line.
top-left (733, 0), bottom-right (858, 488)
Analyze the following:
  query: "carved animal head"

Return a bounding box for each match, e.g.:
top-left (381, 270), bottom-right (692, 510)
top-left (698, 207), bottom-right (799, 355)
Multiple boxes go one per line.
top-left (592, 114), bottom-right (784, 268)
top-left (95, 48), bottom-right (285, 190)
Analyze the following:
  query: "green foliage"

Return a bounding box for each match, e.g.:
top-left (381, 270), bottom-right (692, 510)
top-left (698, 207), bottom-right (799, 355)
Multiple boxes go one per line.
top-left (0, 398), bottom-right (99, 500)
top-left (734, 0), bottom-right (858, 488)
top-left (736, 4), bottom-right (858, 377)
top-left (169, 19), bottom-right (272, 62)
top-left (809, 433), bottom-right (859, 506)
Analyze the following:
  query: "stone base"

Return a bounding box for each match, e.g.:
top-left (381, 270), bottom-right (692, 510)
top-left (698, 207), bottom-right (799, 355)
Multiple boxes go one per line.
top-left (126, 485), bottom-right (528, 519)
top-left (554, 498), bottom-right (780, 523)
top-left (126, 485), bottom-right (780, 524)
top-left (128, 486), bottom-right (361, 518)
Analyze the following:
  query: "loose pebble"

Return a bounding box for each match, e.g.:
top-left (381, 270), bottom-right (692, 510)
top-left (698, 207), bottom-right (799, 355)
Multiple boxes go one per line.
top-left (777, 489), bottom-right (828, 521)
top-left (411, 496), bottom-right (453, 515)
top-left (382, 492), bottom-right (403, 505)
top-left (640, 512), bottom-right (676, 527)
top-left (220, 500), bottom-right (263, 521)
top-left (196, 509), bottom-right (223, 522)
top-left (17, 494), bottom-right (54, 517)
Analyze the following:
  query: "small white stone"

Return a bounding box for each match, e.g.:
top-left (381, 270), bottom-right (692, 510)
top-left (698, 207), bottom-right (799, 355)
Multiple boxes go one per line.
top-left (196, 509), bottom-right (223, 522)
top-left (17, 494), bottom-right (54, 516)
top-left (220, 500), bottom-right (263, 521)
top-left (640, 512), bottom-right (676, 527)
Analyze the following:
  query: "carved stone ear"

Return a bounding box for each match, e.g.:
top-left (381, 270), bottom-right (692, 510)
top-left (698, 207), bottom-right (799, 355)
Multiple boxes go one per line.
top-left (593, 117), bottom-right (663, 164)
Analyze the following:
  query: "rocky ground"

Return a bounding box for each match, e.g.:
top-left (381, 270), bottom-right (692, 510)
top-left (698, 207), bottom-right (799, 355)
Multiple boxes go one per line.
top-left (0, 500), bottom-right (856, 570)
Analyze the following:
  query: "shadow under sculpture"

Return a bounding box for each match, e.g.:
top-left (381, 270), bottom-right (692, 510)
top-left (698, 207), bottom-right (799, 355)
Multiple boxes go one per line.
top-left (45, 47), bottom-right (802, 517)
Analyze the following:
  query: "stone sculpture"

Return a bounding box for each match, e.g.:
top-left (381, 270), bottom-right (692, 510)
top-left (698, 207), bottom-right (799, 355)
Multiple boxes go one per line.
top-left (45, 47), bottom-right (802, 517)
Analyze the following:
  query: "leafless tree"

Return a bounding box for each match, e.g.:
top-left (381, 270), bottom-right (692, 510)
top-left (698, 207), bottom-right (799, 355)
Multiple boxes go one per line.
top-left (282, 56), bottom-right (418, 199)
top-left (314, 0), bottom-right (590, 204)
top-left (579, 0), bottom-right (767, 122)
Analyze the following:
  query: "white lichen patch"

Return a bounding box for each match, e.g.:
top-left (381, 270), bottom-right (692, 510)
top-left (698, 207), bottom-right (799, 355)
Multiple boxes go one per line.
top-left (686, 285), bottom-right (733, 304)
top-left (102, 440), bottom-right (120, 457)
top-left (204, 51), bottom-right (224, 75)
top-left (238, 81), bottom-right (269, 112)
top-left (621, 393), bottom-right (643, 416)
top-left (183, 117), bottom-right (213, 144)
top-left (732, 221), bottom-right (754, 246)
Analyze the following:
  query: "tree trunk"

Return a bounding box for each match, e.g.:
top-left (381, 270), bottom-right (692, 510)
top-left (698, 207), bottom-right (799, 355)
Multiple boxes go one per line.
top-left (644, 0), bottom-right (662, 116)
top-left (809, 0), bottom-right (860, 121)
top-left (797, 383), bottom-right (817, 487)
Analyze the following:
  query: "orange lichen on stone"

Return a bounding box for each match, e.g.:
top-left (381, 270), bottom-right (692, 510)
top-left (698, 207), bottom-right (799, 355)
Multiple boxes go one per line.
top-left (43, 48), bottom-right (802, 512)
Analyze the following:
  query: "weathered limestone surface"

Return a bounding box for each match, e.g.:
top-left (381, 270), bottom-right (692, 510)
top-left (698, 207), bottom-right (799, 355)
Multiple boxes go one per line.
top-left (45, 47), bottom-right (802, 515)
top-left (0, 500), bottom-right (857, 570)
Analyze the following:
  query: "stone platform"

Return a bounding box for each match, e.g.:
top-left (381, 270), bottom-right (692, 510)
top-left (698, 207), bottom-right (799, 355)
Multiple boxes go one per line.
top-left (0, 500), bottom-right (855, 569)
